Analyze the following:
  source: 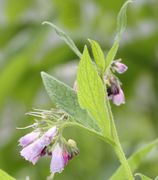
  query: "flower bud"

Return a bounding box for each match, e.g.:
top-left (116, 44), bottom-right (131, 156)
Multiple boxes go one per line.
top-left (41, 126), bottom-right (57, 146)
top-left (68, 139), bottom-right (79, 157)
top-left (113, 61), bottom-right (128, 74)
top-left (67, 139), bottom-right (77, 147)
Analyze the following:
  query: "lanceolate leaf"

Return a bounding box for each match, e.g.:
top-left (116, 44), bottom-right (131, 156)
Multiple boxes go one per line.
top-left (110, 139), bottom-right (158, 180)
top-left (77, 46), bottom-right (111, 137)
top-left (104, 0), bottom-right (132, 73)
top-left (0, 169), bottom-right (16, 180)
top-left (42, 21), bottom-right (82, 58)
top-left (88, 39), bottom-right (105, 74)
top-left (117, 0), bottom-right (132, 38)
top-left (104, 40), bottom-right (119, 72)
top-left (41, 72), bottom-right (100, 132)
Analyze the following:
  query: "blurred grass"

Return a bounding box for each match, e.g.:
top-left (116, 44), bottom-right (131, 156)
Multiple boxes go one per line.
top-left (0, 0), bottom-right (158, 179)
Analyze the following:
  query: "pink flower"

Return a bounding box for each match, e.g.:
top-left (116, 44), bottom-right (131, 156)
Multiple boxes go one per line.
top-left (19, 131), bottom-right (40, 147)
top-left (107, 82), bottom-right (125, 106)
top-left (113, 61), bottom-right (128, 74)
top-left (112, 89), bottom-right (125, 106)
top-left (20, 138), bottom-right (46, 164)
top-left (50, 143), bottom-right (72, 174)
top-left (20, 126), bottom-right (57, 164)
top-left (50, 139), bottom-right (79, 174)
top-left (42, 126), bottom-right (57, 146)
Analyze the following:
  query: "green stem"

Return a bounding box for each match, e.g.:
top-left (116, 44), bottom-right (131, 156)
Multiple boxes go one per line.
top-left (106, 100), bottom-right (134, 180)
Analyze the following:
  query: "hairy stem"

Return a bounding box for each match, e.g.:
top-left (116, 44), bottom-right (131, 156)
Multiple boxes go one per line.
top-left (106, 100), bottom-right (134, 180)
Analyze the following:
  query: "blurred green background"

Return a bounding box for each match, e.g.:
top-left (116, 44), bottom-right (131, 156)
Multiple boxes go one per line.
top-left (0, 0), bottom-right (158, 179)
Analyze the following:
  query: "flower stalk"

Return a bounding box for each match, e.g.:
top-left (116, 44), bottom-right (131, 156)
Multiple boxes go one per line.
top-left (106, 100), bottom-right (134, 180)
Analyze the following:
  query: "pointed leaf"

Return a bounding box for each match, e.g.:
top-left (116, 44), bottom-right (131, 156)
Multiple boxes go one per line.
top-left (42, 21), bottom-right (82, 58)
top-left (135, 173), bottom-right (152, 180)
top-left (110, 139), bottom-right (158, 180)
top-left (0, 169), bottom-right (16, 180)
top-left (104, 40), bottom-right (119, 72)
top-left (104, 0), bottom-right (132, 73)
top-left (41, 72), bottom-right (99, 131)
top-left (77, 46), bottom-right (111, 136)
top-left (117, 0), bottom-right (132, 38)
top-left (88, 39), bottom-right (105, 74)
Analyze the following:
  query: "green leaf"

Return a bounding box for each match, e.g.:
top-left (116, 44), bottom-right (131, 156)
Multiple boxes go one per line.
top-left (88, 39), bottom-right (105, 74)
top-left (135, 173), bottom-right (152, 180)
top-left (104, 0), bottom-right (132, 73)
top-left (77, 46), bottom-right (111, 137)
top-left (117, 0), bottom-right (132, 38)
top-left (41, 72), bottom-right (99, 132)
top-left (110, 139), bottom-right (158, 180)
top-left (104, 40), bottom-right (119, 72)
top-left (42, 21), bottom-right (82, 58)
top-left (0, 169), bottom-right (16, 180)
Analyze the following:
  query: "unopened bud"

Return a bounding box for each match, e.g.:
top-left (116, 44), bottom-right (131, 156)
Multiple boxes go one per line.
top-left (68, 139), bottom-right (77, 148)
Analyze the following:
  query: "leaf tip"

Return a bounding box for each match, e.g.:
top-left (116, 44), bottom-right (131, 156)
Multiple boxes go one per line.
top-left (88, 38), bottom-right (96, 46)
top-left (83, 45), bottom-right (88, 51)
top-left (42, 21), bottom-right (56, 29)
top-left (123, 0), bottom-right (133, 6)
top-left (87, 38), bottom-right (92, 43)
top-left (42, 21), bottom-right (51, 26)
top-left (41, 71), bottom-right (47, 80)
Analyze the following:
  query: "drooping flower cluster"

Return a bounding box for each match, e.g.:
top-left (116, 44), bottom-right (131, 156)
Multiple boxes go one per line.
top-left (19, 109), bottom-right (79, 175)
top-left (105, 59), bottom-right (127, 106)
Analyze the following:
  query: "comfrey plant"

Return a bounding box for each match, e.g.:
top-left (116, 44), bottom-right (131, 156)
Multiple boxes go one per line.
top-left (17, 1), bottom-right (158, 180)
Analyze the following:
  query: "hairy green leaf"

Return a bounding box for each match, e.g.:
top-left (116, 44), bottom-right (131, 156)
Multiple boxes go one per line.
top-left (135, 173), bottom-right (152, 180)
top-left (117, 0), bottom-right (132, 38)
top-left (42, 21), bottom-right (82, 58)
top-left (104, 40), bottom-right (119, 72)
top-left (88, 39), bottom-right (105, 74)
top-left (0, 169), bottom-right (16, 180)
top-left (41, 72), bottom-right (100, 131)
top-left (77, 46), bottom-right (111, 137)
top-left (110, 139), bottom-right (158, 180)
top-left (104, 0), bottom-right (132, 73)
